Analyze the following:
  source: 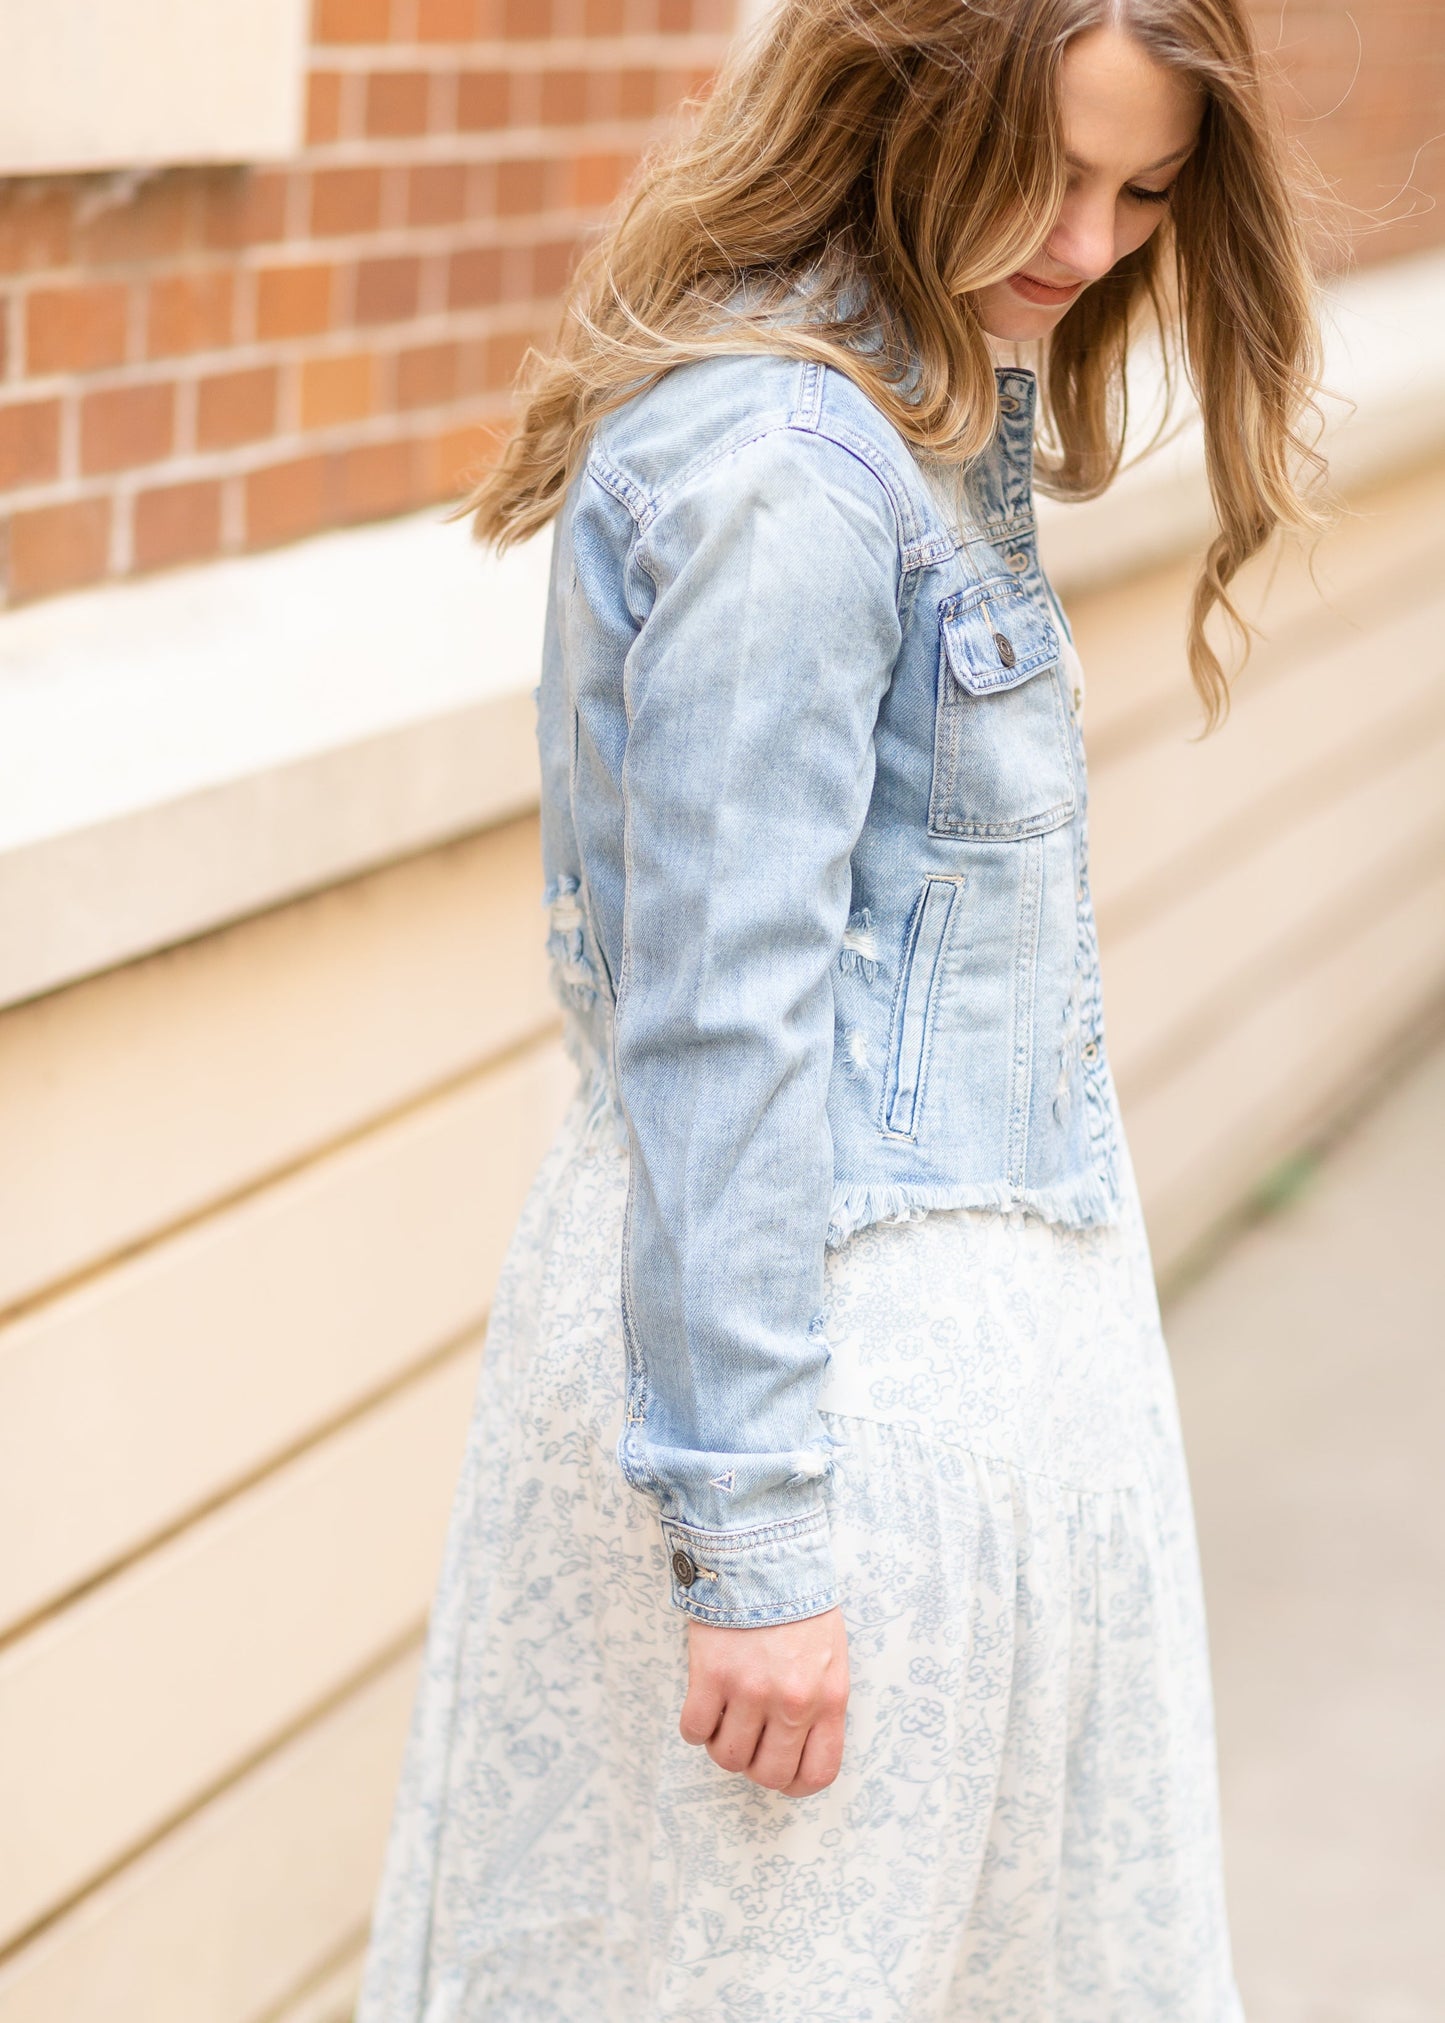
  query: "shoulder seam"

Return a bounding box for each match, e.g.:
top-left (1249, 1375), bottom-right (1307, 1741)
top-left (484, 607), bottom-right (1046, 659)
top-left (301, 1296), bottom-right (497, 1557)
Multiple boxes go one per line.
top-left (585, 358), bottom-right (946, 575)
top-left (788, 357), bottom-right (952, 574)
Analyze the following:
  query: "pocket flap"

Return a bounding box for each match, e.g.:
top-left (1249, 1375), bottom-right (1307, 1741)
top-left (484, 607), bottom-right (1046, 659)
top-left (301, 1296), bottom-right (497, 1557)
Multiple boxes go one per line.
top-left (940, 577), bottom-right (1060, 695)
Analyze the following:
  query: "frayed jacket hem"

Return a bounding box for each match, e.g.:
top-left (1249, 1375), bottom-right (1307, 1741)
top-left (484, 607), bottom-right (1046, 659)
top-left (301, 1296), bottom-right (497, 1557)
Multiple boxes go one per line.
top-left (826, 1168), bottom-right (1121, 1250)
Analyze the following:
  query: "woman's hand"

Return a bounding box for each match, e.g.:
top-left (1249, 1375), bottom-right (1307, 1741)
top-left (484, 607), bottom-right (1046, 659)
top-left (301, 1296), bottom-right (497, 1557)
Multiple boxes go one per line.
top-left (679, 1606), bottom-right (850, 1797)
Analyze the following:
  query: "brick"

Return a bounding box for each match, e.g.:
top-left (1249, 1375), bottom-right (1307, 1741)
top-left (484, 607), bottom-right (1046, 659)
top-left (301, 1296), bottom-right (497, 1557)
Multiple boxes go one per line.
top-left (354, 255), bottom-right (421, 323)
top-left (74, 172), bottom-right (195, 267)
top-left (132, 479), bottom-right (223, 570)
top-left (462, 163), bottom-right (499, 221)
top-left (571, 150), bottom-right (634, 208)
top-left (200, 169), bottom-right (290, 251)
top-left (417, 0), bottom-right (477, 35)
top-left (26, 282), bottom-right (129, 373)
top-left (145, 270), bottom-right (234, 357)
top-left (496, 157), bottom-right (549, 216)
top-left (531, 234), bottom-right (580, 295)
top-left (310, 167), bottom-right (385, 237)
top-left (448, 243), bottom-right (505, 309)
top-left (623, 67), bottom-right (663, 117)
top-left (484, 325), bottom-right (532, 389)
top-left (335, 437), bottom-right (419, 518)
top-left (366, 70), bottom-right (432, 136)
top-left (579, 69), bottom-right (616, 120)
top-left (256, 263), bottom-right (335, 339)
top-left (421, 418), bottom-right (500, 497)
top-left (657, 0), bottom-right (692, 31)
top-left (407, 163), bottom-right (468, 226)
top-left (0, 400), bottom-right (62, 489)
top-left (314, 0), bottom-right (393, 41)
top-left (0, 186), bottom-right (73, 275)
top-left (502, 0), bottom-right (550, 35)
top-left (396, 340), bottom-right (458, 407)
top-left (196, 365), bottom-right (278, 450)
top-left (582, 0), bottom-right (626, 31)
top-left (6, 497), bottom-right (110, 602)
top-left (457, 70), bottom-right (510, 130)
top-left (539, 69), bottom-right (590, 125)
top-left (300, 351), bottom-right (377, 428)
top-left (455, 337), bottom-right (491, 394)
top-left (244, 453), bottom-right (331, 547)
top-left (307, 71), bottom-right (345, 144)
top-left (80, 381), bottom-right (175, 475)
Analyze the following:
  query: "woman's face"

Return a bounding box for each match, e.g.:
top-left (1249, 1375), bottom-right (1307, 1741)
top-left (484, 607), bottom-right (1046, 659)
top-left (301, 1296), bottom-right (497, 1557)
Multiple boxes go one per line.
top-left (973, 25), bottom-right (1204, 342)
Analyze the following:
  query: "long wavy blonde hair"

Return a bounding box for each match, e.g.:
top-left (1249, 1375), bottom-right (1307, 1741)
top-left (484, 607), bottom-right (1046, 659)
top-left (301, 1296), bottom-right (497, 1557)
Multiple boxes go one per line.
top-left (457, 0), bottom-right (1332, 721)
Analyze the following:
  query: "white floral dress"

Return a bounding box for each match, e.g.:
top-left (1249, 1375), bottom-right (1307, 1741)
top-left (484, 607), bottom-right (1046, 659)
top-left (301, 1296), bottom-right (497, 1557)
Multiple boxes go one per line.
top-left (356, 645), bottom-right (1243, 2023)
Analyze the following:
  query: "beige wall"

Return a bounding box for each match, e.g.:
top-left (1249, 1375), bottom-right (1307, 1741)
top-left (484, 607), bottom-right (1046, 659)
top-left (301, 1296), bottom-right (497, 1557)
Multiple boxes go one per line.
top-left (1, 454), bottom-right (1444, 2018)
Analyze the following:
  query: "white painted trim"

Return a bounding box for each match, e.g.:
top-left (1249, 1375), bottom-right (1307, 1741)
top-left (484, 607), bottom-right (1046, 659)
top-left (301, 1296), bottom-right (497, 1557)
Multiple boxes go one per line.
top-left (0, 516), bottom-right (550, 1008)
top-left (2, 250), bottom-right (1442, 1013)
top-left (0, 0), bottom-right (309, 175)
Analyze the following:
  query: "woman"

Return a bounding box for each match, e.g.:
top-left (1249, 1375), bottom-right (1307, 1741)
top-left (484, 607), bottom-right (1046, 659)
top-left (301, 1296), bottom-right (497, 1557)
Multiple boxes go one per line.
top-left (358, 1), bottom-right (1326, 2016)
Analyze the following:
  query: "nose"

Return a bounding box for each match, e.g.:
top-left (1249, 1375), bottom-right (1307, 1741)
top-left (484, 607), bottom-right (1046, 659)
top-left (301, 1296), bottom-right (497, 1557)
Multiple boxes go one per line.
top-left (1043, 191), bottom-right (1118, 284)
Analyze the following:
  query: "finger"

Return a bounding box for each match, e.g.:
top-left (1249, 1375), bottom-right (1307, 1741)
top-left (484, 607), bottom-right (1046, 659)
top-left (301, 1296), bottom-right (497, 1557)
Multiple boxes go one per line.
top-left (678, 1668), bottom-right (725, 1747)
top-left (705, 1698), bottom-right (766, 1776)
top-left (782, 1707), bottom-right (847, 1798)
top-left (742, 1714), bottom-right (809, 1794)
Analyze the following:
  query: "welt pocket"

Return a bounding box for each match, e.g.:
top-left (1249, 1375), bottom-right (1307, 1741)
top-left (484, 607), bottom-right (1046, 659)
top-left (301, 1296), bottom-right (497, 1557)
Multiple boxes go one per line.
top-left (929, 576), bottom-right (1078, 841)
top-left (882, 875), bottom-right (962, 1139)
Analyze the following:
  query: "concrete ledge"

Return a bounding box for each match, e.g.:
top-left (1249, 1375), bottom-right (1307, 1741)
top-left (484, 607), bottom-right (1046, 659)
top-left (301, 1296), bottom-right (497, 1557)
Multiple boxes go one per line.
top-left (0, 515), bottom-right (550, 1009)
top-left (3, 248), bottom-right (1443, 1013)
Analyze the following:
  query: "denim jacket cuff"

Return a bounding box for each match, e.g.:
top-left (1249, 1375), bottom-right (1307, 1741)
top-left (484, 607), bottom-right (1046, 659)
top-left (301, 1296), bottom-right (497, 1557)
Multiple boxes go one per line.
top-left (658, 1506), bottom-right (838, 1628)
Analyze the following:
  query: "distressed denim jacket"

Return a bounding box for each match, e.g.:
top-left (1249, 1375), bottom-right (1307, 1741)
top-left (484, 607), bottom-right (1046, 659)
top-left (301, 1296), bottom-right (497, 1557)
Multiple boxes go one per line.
top-left (536, 343), bottom-right (1124, 1627)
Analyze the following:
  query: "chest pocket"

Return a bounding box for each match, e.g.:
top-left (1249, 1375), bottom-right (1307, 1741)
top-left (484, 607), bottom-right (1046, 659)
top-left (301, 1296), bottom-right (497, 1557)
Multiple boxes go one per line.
top-left (928, 577), bottom-right (1078, 840)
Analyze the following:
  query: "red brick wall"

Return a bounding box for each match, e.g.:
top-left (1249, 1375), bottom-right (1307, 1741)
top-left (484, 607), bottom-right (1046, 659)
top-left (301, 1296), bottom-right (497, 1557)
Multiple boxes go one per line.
top-left (0, 0), bottom-right (731, 607)
top-left (0, 0), bottom-right (1439, 610)
top-left (1251, 1), bottom-right (1445, 270)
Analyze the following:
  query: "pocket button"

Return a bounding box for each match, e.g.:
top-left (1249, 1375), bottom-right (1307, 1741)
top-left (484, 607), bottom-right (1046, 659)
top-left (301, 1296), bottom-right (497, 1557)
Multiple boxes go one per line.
top-left (671, 1549), bottom-right (698, 1587)
top-left (993, 632), bottom-right (1017, 668)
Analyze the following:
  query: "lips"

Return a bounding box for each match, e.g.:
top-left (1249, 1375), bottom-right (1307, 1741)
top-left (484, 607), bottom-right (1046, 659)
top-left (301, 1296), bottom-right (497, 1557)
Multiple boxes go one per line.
top-left (1008, 271), bottom-right (1084, 306)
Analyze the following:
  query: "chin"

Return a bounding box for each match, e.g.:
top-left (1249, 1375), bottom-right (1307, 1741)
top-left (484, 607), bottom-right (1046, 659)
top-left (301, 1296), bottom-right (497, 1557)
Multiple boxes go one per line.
top-left (976, 298), bottom-right (1068, 344)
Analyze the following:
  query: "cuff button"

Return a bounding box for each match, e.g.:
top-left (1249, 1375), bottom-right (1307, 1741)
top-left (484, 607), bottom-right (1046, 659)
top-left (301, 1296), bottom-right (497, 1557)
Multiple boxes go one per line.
top-left (671, 1549), bottom-right (698, 1587)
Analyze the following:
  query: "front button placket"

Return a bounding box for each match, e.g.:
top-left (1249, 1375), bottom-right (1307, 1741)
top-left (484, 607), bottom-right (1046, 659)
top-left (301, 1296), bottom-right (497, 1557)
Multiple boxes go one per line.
top-left (994, 368), bottom-right (1038, 530)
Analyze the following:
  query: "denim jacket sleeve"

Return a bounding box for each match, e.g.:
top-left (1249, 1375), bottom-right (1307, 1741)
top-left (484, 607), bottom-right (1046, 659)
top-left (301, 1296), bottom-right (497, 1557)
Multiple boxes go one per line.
top-left (606, 423), bottom-right (903, 1625)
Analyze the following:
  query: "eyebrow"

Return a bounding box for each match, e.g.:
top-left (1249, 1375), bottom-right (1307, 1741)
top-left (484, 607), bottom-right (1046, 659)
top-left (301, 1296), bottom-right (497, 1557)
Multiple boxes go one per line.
top-left (1065, 143), bottom-right (1195, 176)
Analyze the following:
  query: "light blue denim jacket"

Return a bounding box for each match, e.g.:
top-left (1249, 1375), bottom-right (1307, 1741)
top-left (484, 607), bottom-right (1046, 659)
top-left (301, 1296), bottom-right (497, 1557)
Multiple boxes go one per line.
top-left (536, 344), bottom-right (1124, 1626)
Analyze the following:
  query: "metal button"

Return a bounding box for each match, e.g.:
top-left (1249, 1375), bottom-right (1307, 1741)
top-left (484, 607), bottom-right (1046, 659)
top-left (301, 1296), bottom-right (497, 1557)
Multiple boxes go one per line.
top-left (993, 632), bottom-right (1017, 668)
top-left (671, 1548), bottom-right (697, 1587)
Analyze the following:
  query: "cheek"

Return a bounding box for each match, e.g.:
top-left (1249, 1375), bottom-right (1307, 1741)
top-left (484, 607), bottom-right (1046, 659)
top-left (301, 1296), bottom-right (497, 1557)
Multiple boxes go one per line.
top-left (1117, 206), bottom-right (1168, 262)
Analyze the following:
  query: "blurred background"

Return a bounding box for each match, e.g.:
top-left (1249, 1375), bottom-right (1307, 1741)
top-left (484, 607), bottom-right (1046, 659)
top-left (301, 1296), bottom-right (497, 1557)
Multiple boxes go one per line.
top-left (0, 2), bottom-right (1441, 2018)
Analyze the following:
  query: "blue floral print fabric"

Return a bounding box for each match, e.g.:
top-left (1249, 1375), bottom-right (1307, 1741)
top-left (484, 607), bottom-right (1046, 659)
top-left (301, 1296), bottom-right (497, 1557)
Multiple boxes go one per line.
top-left (355, 1053), bottom-right (1244, 2022)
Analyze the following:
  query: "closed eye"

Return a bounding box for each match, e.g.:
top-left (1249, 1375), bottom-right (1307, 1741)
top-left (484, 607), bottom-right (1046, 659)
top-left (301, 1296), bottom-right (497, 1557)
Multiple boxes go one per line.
top-left (1125, 183), bottom-right (1174, 206)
